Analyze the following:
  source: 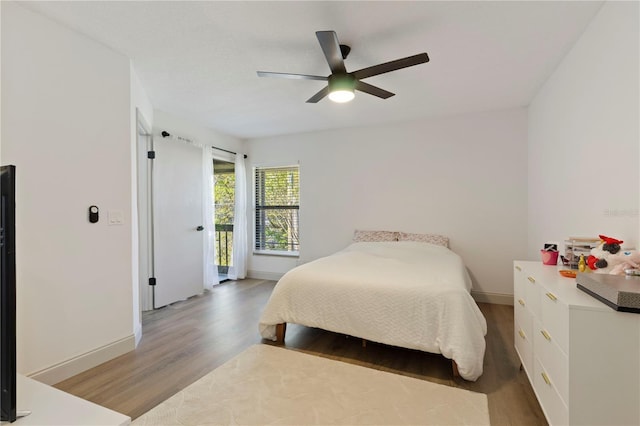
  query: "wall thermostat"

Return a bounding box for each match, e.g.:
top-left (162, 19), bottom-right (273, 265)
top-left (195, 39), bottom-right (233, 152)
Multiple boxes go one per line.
top-left (89, 205), bottom-right (99, 223)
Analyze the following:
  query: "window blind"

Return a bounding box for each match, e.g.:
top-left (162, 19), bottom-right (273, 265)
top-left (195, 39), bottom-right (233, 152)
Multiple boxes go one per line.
top-left (255, 166), bottom-right (299, 252)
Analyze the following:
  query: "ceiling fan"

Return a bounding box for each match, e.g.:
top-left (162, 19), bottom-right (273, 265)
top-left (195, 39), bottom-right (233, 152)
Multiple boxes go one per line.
top-left (257, 31), bottom-right (429, 103)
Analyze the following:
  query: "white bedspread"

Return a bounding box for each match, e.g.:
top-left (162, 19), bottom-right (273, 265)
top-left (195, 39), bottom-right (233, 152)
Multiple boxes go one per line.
top-left (259, 241), bottom-right (487, 381)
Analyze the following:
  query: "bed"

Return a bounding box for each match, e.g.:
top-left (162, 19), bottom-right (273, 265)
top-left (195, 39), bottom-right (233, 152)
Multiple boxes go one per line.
top-left (258, 232), bottom-right (487, 381)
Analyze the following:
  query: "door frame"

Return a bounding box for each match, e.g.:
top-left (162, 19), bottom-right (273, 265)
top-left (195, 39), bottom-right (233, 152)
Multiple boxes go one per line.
top-left (136, 110), bottom-right (154, 311)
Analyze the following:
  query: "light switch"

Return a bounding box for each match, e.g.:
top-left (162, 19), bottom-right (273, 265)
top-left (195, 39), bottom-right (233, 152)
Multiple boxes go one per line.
top-left (108, 209), bottom-right (124, 225)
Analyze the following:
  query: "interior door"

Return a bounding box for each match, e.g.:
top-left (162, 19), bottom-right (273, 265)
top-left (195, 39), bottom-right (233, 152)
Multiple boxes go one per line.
top-left (152, 137), bottom-right (204, 308)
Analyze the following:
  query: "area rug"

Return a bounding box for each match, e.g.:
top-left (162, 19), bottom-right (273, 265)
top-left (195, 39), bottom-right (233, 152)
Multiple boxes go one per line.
top-left (132, 344), bottom-right (489, 425)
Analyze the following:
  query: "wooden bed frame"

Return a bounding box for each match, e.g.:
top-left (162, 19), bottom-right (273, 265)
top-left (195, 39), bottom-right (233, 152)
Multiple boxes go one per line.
top-left (274, 322), bottom-right (460, 377)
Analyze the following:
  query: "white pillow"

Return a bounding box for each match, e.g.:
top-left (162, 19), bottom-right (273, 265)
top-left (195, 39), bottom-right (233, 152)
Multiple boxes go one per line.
top-left (398, 232), bottom-right (449, 248)
top-left (352, 230), bottom-right (398, 242)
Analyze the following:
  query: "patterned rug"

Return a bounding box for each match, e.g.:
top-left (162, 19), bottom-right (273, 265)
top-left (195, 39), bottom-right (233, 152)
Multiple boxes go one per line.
top-left (133, 344), bottom-right (489, 425)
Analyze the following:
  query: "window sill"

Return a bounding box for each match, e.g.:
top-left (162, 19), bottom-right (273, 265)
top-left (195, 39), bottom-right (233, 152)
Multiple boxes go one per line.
top-left (253, 250), bottom-right (299, 258)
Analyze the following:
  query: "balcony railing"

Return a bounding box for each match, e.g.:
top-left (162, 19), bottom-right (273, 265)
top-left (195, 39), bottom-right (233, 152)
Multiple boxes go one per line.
top-left (215, 224), bottom-right (233, 274)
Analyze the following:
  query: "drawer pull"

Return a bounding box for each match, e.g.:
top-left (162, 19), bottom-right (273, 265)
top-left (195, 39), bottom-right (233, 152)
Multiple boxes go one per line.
top-left (518, 329), bottom-right (526, 339)
top-left (541, 372), bottom-right (551, 386)
top-left (546, 292), bottom-right (557, 301)
top-left (527, 276), bottom-right (536, 283)
top-left (515, 265), bottom-right (522, 271)
top-left (518, 299), bottom-right (525, 307)
top-left (541, 330), bottom-right (551, 341)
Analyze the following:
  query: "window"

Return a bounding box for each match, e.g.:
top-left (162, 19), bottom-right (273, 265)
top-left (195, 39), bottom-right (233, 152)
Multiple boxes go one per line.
top-left (254, 166), bottom-right (299, 254)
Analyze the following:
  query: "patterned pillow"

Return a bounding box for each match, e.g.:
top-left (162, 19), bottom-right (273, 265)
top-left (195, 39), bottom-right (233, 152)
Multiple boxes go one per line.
top-left (353, 230), bottom-right (399, 242)
top-left (398, 232), bottom-right (449, 248)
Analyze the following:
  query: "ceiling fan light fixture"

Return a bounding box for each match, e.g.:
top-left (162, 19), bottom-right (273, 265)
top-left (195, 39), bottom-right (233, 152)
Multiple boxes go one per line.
top-left (328, 74), bottom-right (355, 103)
top-left (328, 89), bottom-right (355, 103)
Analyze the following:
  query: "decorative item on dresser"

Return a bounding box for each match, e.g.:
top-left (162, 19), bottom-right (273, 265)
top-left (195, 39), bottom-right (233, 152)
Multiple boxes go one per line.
top-left (513, 261), bottom-right (640, 426)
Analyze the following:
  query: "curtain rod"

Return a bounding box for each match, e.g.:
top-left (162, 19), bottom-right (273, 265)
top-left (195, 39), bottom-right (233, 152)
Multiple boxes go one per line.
top-left (160, 130), bottom-right (247, 159)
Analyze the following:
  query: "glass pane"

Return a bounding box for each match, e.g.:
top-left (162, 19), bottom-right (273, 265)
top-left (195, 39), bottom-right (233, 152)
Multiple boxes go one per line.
top-left (214, 171), bottom-right (235, 225)
top-left (263, 208), bottom-right (299, 251)
top-left (261, 168), bottom-right (299, 206)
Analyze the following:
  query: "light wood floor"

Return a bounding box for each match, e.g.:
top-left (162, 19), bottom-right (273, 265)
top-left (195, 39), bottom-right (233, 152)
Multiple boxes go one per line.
top-left (55, 279), bottom-right (547, 425)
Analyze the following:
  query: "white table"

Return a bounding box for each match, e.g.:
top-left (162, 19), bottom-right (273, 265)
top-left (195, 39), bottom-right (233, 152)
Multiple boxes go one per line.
top-left (9, 374), bottom-right (130, 425)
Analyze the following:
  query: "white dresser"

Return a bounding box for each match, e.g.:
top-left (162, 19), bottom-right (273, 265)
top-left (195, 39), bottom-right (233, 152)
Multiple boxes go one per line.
top-left (513, 261), bottom-right (640, 426)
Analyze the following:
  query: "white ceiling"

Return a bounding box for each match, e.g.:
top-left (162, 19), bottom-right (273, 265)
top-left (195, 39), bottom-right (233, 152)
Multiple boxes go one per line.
top-left (21, 1), bottom-right (604, 139)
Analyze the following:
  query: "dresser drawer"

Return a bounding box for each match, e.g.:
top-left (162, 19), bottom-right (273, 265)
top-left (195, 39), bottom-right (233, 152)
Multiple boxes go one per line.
top-left (540, 288), bottom-right (569, 355)
top-left (534, 317), bottom-right (568, 405)
top-left (514, 288), bottom-right (531, 334)
top-left (534, 358), bottom-right (569, 426)
top-left (524, 274), bottom-right (542, 320)
top-left (514, 264), bottom-right (529, 303)
top-left (514, 269), bottom-right (527, 309)
top-left (515, 316), bottom-right (533, 377)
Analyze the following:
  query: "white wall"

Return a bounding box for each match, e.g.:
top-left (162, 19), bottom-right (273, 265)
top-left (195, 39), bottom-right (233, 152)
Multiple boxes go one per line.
top-left (152, 110), bottom-right (244, 154)
top-left (1, 2), bottom-right (136, 381)
top-left (528, 1), bottom-right (639, 258)
top-left (247, 108), bottom-right (528, 299)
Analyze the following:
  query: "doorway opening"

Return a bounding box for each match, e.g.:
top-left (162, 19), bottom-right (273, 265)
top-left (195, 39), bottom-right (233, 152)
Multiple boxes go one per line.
top-left (213, 158), bottom-right (235, 282)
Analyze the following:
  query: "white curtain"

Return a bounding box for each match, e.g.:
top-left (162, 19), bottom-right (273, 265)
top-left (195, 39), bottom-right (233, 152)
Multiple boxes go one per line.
top-left (228, 153), bottom-right (248, 280)
top-left (203, 147), bottom-right (219, 289)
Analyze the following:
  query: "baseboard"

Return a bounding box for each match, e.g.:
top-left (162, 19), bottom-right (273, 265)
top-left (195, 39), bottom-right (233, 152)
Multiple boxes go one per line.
top-left (471, 290), bottom-right (513, 305)
top-left (247, 270), bottom-right (284, 281)
top-left (28, 334), bottom-right (136, 385)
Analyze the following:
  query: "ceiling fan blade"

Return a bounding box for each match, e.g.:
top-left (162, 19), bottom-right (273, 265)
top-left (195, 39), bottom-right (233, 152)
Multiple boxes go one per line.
top-left (352, 53), bottom-right (429, 80)
top-left (316, 31), bottom-right (346, 74)
top-left (257, 71), bottom-right (328, 81)
top-left (306, 86), bottom-right (330, 103)
top-left (354, 81), bottom-right (395, 99)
